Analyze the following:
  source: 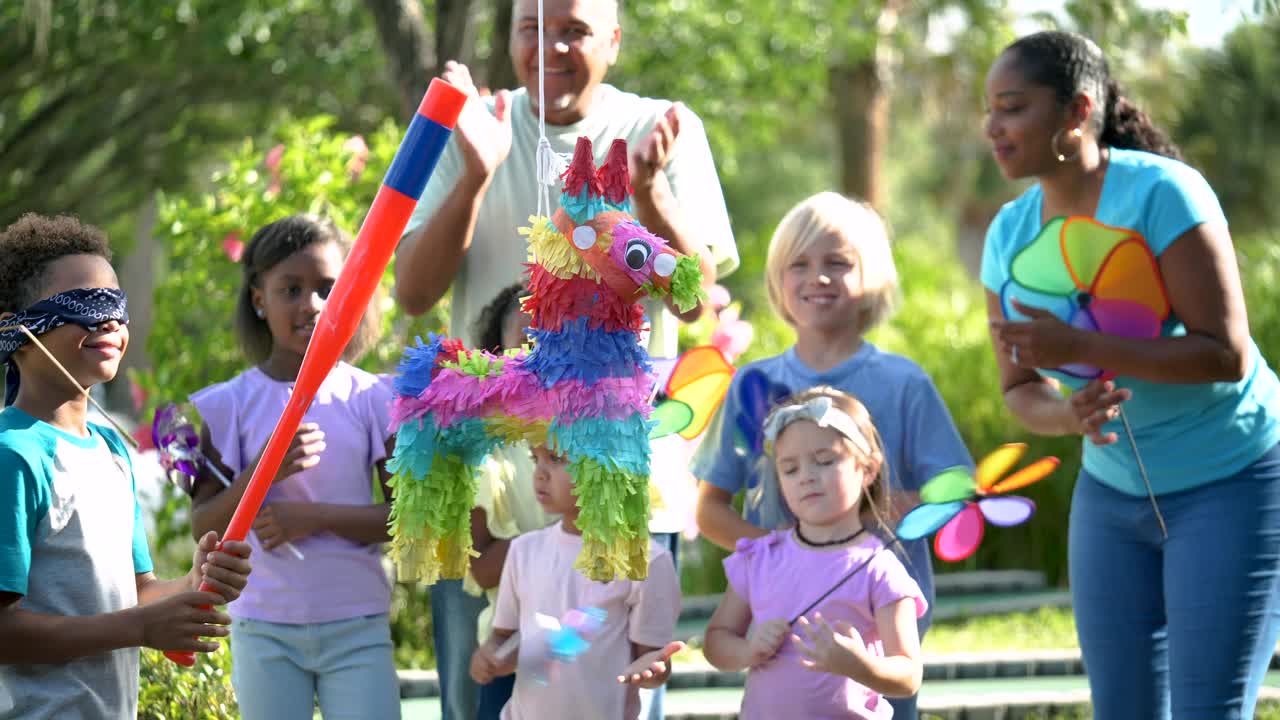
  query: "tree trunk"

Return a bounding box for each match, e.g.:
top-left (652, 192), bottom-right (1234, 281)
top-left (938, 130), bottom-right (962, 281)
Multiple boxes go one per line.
top-left (436, 0), bottom-right (478, 78)
top-left (363, 0), bottom-right (437, 118)
top-left (484, 0), bottom-right (518, 91)
top-left (829, 2), bottom-right (902, 209)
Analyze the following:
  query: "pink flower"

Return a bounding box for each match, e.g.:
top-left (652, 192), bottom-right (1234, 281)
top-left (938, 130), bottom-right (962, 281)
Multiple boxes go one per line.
top-left (265, 144), bottom-right (285, 195)
top-left (708, 284), bottom-right (732, 310)
top-left (711, 306), bottom-right (753, 362)
top-left (222, 233), bottom-right (244, 263)
top-left (132, 422), bottom-right (156, 452)
top-left (128, 378), bottom-right (147, 413)
top-left (344, 135), bottom-right (369, 179)
top-left (265, 144), bottom-right (285, 171)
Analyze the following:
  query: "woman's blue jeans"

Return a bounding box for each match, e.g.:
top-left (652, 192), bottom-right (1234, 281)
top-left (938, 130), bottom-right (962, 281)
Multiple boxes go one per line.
top-left (1069, 443), bottom-right (1280, 719)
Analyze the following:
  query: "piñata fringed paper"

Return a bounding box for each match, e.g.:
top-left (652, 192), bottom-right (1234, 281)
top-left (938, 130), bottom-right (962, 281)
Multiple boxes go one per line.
top-left (388, 137), bottom-right (706, 583)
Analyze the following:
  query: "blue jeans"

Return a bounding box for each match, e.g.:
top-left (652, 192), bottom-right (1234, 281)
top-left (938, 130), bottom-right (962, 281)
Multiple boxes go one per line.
top-left (230, 614), bottom-right (400, 719)
top-left (884, 540), bottom-right (932, 720)
top-left (1069, 443), bottom-right (1280, 719)
top-left (475, 672), bottom-right (515, 720)
top-left (430, 579), bottom-right (487, 720)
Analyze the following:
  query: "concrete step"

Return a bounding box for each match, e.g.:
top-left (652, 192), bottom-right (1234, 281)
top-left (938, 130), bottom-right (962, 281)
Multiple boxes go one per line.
top-left (933, 570), bottom-right (1049, 596)
top-left (400, 670), bottom-right (1280, 719)
top-left (399, 649), bottom-right (1280, 699)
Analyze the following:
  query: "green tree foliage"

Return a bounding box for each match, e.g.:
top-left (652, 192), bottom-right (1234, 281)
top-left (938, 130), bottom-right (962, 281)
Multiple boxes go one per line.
top-left (0, 0), bottom-right (397, 234)
top-left (1176, 15), bottom-right (1280, 235)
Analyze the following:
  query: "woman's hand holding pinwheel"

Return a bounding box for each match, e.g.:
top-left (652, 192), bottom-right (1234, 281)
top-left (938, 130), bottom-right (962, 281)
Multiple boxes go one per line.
top-left (992, 300), bottom-right (1133, 446)
top-left (991, 300), bottom-right (1089, 370)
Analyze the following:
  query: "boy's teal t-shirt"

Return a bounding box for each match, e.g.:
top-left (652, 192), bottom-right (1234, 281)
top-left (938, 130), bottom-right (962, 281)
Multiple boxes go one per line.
top-left (0, 406), bottom-right (153, 719)
top-left (980, 148), bottom-right (1280, 496)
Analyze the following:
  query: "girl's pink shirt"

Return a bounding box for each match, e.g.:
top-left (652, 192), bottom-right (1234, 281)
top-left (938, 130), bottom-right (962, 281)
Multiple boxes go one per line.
top-left (724, 529), bottom-right (926, 720)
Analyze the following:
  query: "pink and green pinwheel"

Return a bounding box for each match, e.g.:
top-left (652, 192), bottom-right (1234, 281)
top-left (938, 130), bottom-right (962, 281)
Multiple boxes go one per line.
top-left (1000, 216), bottom-right (1171, 379)
top-left (896, 444), bottom-right (1059, 562)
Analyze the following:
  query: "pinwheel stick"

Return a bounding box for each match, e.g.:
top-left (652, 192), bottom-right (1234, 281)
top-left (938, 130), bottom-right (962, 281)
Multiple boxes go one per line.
top-left (199, 460), bottom-right (306, 562)
top-left (1118, 406), bottom-right (1168, 539)
top-left (788, 546), bottom-right (884, 625)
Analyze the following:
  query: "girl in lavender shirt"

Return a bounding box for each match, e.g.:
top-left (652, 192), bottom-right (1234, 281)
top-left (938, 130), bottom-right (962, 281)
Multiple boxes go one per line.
top-left (188, 215), bottom-right (400, 719)
top-left (704, 387), bottom-right (926, 719)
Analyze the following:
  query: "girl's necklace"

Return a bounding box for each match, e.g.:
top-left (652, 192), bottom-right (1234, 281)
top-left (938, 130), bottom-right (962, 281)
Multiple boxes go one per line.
top-left (795, 525), bottom-right (867, 548)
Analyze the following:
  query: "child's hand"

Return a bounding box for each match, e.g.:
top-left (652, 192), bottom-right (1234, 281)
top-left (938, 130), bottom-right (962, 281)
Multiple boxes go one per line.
top-left (189, 531), bottom-right (253, 602)
top-left (792, 612), bottom-right (867, 678)
top-left (279, 423), bottom-right (325, 481)
top-left (746, 618), bottom-right (790, 667)
top-left (133, 591), bottom-right (233, 653)
top-left (251, 423), bottom-right (324, 484)
top-left (470, 635), bottom-right (517, 685)
top-left (617, 641), bottom-right (685, 688)
top-left (252, 503), bottom-right (315, 551)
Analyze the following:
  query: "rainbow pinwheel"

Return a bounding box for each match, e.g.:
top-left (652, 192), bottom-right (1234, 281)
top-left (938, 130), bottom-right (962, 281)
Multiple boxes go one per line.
top-left (1000, 216), bottom-right (1170, 379)
top-left (649, 346), bottom-right (735, 440)
top-left (896, 444), bottom-right (1059, 562)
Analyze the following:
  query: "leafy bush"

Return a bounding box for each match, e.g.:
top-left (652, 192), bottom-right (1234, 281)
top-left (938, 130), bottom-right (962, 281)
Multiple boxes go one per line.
top-left (138, 644), bottom-right (237, 720)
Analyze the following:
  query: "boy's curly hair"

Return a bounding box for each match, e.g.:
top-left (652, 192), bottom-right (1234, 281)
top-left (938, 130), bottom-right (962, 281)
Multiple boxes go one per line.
top-left (0, 214), bottom-right (113, 314)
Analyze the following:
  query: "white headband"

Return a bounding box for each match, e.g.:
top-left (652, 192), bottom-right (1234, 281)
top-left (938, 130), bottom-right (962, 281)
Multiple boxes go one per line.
top-left (762, 396), bottom-right (872, 457)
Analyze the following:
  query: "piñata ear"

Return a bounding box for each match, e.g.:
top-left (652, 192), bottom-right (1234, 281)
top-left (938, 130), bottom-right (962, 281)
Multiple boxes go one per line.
top-left (597, 138), bottom-right (632, 206)
top-left (560, 137), bottom-right (600, 198)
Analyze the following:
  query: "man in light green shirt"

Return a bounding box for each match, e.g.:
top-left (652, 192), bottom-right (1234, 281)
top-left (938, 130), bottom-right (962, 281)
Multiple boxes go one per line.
top-left (395, 0), bottom-right (738, 357)
top-left (395, 3), bottom-right (737, 719)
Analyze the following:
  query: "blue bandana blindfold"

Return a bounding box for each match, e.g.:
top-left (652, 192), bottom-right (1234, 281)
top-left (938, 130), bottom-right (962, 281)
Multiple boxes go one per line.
top-left (1, 288), bottom-right (129, 406)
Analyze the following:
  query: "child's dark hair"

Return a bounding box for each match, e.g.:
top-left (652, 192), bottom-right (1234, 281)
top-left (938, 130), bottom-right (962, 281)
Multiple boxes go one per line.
top-left (1005, 31), bottom-right (1182, 160)
top-left (235, 214), bottom-right (380, 364)
top-left (472, 282), bottom-right (526, 352)
top-left (0, 213), bottom-right (113, 314)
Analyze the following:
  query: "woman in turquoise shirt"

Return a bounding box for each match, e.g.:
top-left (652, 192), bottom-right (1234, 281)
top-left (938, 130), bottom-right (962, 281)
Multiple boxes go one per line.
top-left (980, 31), bottom-right (1280, 719)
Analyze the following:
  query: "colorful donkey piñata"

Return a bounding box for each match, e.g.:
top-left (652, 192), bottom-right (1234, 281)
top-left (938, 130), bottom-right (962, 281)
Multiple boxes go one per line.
top-left (388, 137), bottom-right (705, 583)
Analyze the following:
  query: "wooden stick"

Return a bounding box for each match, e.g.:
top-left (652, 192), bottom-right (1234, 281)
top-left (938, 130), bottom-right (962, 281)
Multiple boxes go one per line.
top-left (12, 325), bottom-right (140, 450)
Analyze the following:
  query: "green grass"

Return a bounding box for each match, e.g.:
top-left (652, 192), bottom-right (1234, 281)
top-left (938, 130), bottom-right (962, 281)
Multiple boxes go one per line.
top-left (925, 606), bottom-right (1079, 654)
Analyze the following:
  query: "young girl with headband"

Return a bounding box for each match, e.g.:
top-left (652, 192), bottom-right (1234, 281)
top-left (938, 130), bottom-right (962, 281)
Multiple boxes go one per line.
top-left (703, 386), bottom-right (926, 720)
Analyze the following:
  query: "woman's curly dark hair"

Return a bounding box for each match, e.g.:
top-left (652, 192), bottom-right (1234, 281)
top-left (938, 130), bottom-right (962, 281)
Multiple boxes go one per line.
top-left (472, 282), bottom-right (527, 352)
top-left (1006, 31), bottom-right (1182, 160)
top-left (0, 213), bottom-right (113, 314)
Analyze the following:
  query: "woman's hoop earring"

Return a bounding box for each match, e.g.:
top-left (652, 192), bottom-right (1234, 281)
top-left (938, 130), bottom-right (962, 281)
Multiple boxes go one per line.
top-left (1052, 127), bottom-right (1083, 163)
